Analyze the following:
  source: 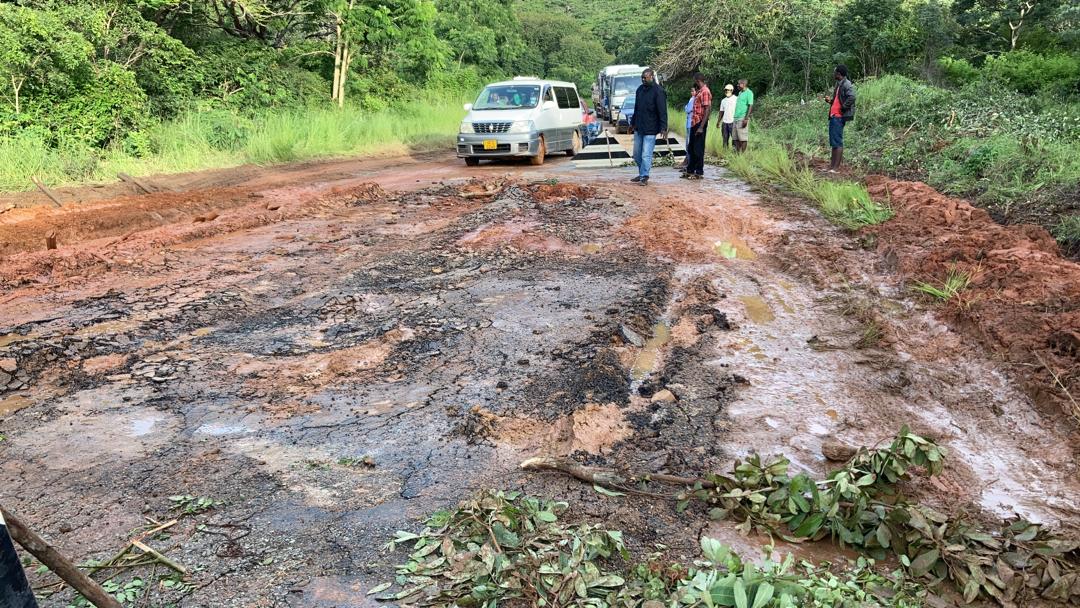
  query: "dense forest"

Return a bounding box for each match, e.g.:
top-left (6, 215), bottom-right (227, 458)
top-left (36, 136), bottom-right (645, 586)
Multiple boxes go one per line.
top-left (0, 0), bottom-right (1078, 237)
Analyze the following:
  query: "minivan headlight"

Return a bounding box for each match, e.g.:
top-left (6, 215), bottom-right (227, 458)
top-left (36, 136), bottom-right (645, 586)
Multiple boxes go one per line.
top-left (508, 120), bottom-right (533, 134)
top-left (460, 121), bottom-right (474, 134)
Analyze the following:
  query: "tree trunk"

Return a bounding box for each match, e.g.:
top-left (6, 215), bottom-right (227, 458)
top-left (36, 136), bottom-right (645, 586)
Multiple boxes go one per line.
top-left (332, 18), bottom-right (343, 102)
top-left (338, 46), bottom-right (351, 108)
top-left (1009, 0), bottom-right (1036, 50)
top-left (764, 43), bottom-right (778, 93)
top-left (11, 75), bottom-right (21, 115)
top-left (1, 507), bottom-right (121, 608)
top-left (803, 34), bottom-right (813, 98)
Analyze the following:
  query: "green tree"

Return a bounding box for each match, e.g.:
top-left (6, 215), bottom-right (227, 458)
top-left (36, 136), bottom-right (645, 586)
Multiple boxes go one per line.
top-left (835, 0), bottom-right (916, 77)
top-left (783, 0), bottom-right (835, 97)
top-left (331, 0), bottom-right (444, 106)
top-left (549, 35), bottom-right (613, 89)
top-left (913, 0), bottom-right (956, 82)
top-left (45, 1), bottom-right (202, 115)
top-left (952, 0), bottom-right (1067, 54)
top-left (654, 0), bottom-right (760, 77)
top-left (0, 4), bottom-right (92, 115)
top-left (434, 0), bottom-right (523, 74)
top-left (516, 11), bottom-right (609, 85)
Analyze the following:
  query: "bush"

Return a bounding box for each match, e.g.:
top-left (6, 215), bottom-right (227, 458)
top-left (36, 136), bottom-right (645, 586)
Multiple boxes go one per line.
top-left (50, 62), bottom-right (150, 148)
top-left (981, 51), bottom-right (1080, 96)
top-left (937, 57), bottom-right (979, 87)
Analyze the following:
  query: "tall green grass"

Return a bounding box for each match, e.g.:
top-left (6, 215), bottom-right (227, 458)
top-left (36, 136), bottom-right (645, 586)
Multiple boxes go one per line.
top-left (0, 97), bottom-right (465, 191)
top-left (752, 75), bottom-right (1080, 248)
top-left (669, 106), bottom-right (891, 229)
top-left (723, 142), bottom-right (892, 229)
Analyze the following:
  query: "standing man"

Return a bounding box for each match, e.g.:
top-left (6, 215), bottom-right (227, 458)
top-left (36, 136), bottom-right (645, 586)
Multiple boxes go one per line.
top-left (683, 73), bottom-right (712, 180)
top-left (731, 79), bottom-right (754, 153)
top-left (824, 64), bottom-right (856, 172)
top-left (679, 85), bottom-right (697, 172)
top-left (629, 68), bottom-right (668, 185)
top-left (716, 84), bottom-right (737, 149)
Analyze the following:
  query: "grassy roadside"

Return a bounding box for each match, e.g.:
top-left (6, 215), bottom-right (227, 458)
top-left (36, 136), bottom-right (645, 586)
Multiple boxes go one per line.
top-left (0, 97), bottom-right (466, 192)
top-left (670, 108), bottom-right (891, 230)
top-left (672, 75), bottom-right (1080, 251)
top-left (754, 75), bottom-right (1080, 253)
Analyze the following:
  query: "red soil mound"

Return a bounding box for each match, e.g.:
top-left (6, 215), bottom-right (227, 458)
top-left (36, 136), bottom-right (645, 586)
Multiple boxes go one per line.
top-left (867, 176), bottom-right (1080, 413)
top-left (528, 182), bottom-right (594, 203)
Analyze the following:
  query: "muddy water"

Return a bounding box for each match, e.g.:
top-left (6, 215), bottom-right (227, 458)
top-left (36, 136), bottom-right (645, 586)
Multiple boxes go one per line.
top-left (1, 158), bottom-right (1077, 607)
top-left (631, 322), bottom-right (671, 380)
top-left (736, 295), bottom-right (776, 324)
top-left (0, 394), bottom-right (30, 416)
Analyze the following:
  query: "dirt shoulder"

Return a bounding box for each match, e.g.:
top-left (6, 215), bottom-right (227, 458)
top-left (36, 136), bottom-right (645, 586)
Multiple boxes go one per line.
top-left (866, 176), bottom-right (1080, 421)
top-left (0, 156), bottom-right (1077, 607)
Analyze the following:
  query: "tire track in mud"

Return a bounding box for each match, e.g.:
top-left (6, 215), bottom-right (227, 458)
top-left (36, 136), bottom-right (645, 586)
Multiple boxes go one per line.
top-left (1, 165), bottom-right (1077, 606)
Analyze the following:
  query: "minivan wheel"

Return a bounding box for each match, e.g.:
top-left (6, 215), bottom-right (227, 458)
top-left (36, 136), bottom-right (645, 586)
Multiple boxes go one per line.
top-left (530, 136), bottom-right (546, 166)
top-left (464, 157), bottom-right (480, 167)
top-left (567, 131), bottom-right (582, 156)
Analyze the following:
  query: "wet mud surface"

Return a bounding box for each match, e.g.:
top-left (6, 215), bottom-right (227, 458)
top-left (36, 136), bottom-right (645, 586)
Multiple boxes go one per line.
top-left (1, 155), bottom-right (1078, 607)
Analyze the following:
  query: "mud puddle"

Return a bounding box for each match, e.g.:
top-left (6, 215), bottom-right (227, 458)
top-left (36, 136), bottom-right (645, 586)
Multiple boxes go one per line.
top-left (631, 321), bottom-right (671, 381)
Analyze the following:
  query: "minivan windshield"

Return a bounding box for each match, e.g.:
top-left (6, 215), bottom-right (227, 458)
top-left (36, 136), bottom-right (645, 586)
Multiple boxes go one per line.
top-left (612, 75), bottom-right (641, 97)
top-left (473, 85), bottom-right (541, 110)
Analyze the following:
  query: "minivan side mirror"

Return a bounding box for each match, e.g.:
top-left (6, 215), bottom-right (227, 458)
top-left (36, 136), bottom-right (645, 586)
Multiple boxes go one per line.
top-left (463, 103), bottom-right (473, 111)
top-left (587, 109), bottom-right (596, 116)
top-left (543, 100), bottom-right (557, 110)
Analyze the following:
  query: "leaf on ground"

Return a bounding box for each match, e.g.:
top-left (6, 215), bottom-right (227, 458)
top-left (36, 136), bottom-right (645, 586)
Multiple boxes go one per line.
top-left (367, 582), bottom-right (393, 595)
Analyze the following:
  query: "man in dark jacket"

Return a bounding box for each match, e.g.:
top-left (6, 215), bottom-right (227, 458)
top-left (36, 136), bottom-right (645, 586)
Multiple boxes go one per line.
top-left (824, 64), bottom-right (856, 172)
top-left (628, 68), bottom-right (667, 185)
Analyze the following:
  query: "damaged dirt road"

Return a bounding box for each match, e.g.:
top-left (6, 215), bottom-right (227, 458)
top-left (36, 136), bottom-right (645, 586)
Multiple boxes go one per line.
top-left (1, 153), bottom-right (1078, 607)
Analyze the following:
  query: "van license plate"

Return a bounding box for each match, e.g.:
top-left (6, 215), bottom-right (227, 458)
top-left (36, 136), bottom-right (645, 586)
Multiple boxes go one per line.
top-left (482, 140), bottom-right (498, 150)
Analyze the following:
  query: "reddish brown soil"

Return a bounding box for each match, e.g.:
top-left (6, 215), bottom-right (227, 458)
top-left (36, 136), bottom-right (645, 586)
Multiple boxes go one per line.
top-left (868, 176), bottom-right (1080, 416)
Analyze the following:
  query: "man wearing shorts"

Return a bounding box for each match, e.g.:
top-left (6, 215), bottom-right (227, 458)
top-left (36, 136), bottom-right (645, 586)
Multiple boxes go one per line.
top-left (732, 79), bottom-right (753, 153)
top-left (824, 64), bottom-right (856, 172)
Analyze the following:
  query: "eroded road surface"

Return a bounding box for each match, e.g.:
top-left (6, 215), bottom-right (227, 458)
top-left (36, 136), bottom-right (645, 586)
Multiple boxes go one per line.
top-left (1, 153), bottom-right (1078, 607)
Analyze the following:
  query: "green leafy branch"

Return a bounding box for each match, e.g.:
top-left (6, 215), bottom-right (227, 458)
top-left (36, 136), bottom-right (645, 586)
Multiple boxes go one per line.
top-left (525, 427), bottom-right (1080, 605)
top-left (379, 490), bottom-right (628, 606)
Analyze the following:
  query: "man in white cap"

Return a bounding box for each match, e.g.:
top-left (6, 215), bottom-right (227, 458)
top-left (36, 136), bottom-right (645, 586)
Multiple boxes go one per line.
top-left (716, 83), bottom-right (737, 149)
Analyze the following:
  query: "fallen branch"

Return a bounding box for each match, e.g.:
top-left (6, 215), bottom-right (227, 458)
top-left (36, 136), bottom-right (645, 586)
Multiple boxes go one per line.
top-left (131, 540), bottom-right (186, 575)
top-left (30, 177), bottom-right (63, 208)
top-left (1, 506), bottom-right (122, 608)
top-left (117, 173), bottom-right (155, 195)
top-left (520, 457), bottom-right (713, 494)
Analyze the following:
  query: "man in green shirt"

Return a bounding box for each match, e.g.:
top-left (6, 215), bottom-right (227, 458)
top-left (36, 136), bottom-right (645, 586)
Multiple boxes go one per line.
top-left (731, 79), bottom-right (754, 153)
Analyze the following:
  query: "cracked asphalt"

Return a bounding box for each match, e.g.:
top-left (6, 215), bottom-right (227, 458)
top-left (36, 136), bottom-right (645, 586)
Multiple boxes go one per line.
top-left (3, 155), bottom-right (1077, 607)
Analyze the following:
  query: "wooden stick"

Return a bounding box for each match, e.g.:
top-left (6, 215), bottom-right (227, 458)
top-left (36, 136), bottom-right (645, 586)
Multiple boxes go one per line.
top-left (520, 457), bottom-right (715, 490)
top-left (134, 519), bottom-right (178, 543)
top-left (30, 177), bottom-right (63, 208)
top-left (117, 173), bottom-right (154, 194)
top-left (0, 507), bottom-right (122, 608)
top-left (130, 540), bottom-right (186, 575)
top-left (44, 231), bottom-right (57, 250)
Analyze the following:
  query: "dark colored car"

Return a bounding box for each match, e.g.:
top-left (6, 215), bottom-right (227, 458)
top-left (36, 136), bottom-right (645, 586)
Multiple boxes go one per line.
top-left (616, 94), bottom-right (636, 134)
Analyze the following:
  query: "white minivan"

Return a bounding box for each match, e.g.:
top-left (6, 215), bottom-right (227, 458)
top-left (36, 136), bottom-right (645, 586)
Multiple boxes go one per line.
top-left (457, 77), bottom-right (585, 166)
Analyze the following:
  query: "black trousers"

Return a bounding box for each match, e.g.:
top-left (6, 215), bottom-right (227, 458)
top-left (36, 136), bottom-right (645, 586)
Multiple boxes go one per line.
top-left (688, 121), bottom-right (708, 175)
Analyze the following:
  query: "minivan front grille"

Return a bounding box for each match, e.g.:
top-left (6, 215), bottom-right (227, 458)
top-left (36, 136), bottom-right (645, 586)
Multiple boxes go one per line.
top-left (473, 122), bottom-right (512, 134)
